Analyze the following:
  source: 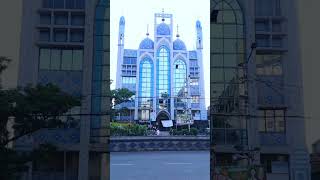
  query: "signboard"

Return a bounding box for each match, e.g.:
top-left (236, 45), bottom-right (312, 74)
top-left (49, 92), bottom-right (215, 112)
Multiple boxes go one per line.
top-left (161, 120), bottom-right (173, 127)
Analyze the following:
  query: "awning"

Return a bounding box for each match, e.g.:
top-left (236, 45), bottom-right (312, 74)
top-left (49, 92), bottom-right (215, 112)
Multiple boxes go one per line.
top-left (161, 120), bottom-right (173, 127)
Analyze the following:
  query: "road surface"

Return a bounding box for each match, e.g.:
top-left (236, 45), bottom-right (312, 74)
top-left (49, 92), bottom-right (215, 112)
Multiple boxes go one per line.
top-left (110, 151), bottom-right (210, 180)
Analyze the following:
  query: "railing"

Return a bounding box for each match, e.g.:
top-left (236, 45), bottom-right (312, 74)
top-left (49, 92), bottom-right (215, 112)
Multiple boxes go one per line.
top-left (212, 129), bottom-right (247, 145)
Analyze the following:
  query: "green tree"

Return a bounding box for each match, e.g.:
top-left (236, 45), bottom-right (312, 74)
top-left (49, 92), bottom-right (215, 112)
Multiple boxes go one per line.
top-left (109, 88), bottom-right (135, 121)
top-left (0, 57), bottom-right (81, 179)
top-left (110, 88), bottom-right (135, 106)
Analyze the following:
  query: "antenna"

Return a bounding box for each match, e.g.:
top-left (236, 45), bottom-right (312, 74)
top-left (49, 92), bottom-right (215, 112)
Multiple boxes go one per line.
top-left (162, 8), bottom-right (165, 21)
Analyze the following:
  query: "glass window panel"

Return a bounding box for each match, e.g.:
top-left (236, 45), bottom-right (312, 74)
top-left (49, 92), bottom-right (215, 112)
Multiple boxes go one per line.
top-left (39, 29), bottom-right (50, 41)
top-left (223, 24), bottom-right (237, 38)
top-left (54, 29), bottom-right (67, 42)
top-left (71, 13), bottom-right (85, 26)
top-left (237, 25), bottom-right (244, 38)
top-left (256, 21), bottom-right (269, 32)
top-left (272, 64), bottom-right (282, 75)
top-left (66, 0), bottom-right (75, 9)
top-left (54, 12), bottom-right (68, 25)
top-left (266, 110), bottom-right (275, 131)
top-left (40, 13), bottom-right (51, 25)
top-left (237, 39), bottom-right (244, 53)
top-left (275, 110), bottom-right (285, 132)
top-left (211, 39), bottom-right (223, 53)
top-left (272, 21), bottom-right (281, 32)
top-left (212, 54), bottom-right (223, 67)
top-left (61, 50), bottom-right (73, 70)
top-left (75, 0), bottom-right (85, 9)
top-left (211, 84), bottom-right (224, 98)
top-left (50, 49), bottom-right (61, 70)
top-left (223, 11), bottom-right (236, 23)
top-left (211, 24), bottom-right (223, 38)
top-left (224, 68), bottom-right (237, 83)
top-left (224, 54), bottom-right (237, 67)
top-left (39, 48), bottom-right (51, 69)
top-left (224, 39), bottom-right (237, 53)
top-left (258, 110), bottom-right (266, 132)
top-left (70, 29), bottom-right (84, 42)
top-left (235, 10), bottom-right (243, 24)
top-left (217, 11), bottom-right (223, 23)
top-left (211, 68), bottom-right (224, 82)
top-left (54, 0), bottom-right (64, 9)
top-left (72, 49), bottom-right (83, 70)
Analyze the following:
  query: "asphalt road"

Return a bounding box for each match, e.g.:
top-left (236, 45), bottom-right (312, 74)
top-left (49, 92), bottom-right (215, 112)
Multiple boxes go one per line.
top-left (110, 151), bottom-right (210, 180)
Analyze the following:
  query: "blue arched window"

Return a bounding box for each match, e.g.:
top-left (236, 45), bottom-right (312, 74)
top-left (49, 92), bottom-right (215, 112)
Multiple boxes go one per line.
top-left (156, 46), bottom-right (170, 109)
top-left (174, 59), bottom-right (187, 96)
top-left (139, 57), bottom-right (153, 106)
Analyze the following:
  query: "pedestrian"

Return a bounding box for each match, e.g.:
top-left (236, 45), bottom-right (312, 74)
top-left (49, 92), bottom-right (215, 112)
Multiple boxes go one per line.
top-left (156, 129), bottom-right (160, 136)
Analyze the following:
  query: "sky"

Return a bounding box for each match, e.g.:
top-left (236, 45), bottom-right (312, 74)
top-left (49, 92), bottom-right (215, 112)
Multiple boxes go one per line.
top-left (110, 0), bottom-right (210, 107)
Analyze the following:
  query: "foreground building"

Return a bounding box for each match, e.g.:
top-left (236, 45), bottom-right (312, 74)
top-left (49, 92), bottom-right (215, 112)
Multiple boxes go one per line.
top-left (210, 0), bottom-right (310, 179)
top-left (115, 12), bottom-right (207, 128)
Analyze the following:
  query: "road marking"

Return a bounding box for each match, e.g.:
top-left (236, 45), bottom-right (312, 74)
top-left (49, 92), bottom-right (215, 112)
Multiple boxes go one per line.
top-left (111, 163), bottom-right (134, 166)
top-left (165, 162), bottom-right (193, 165)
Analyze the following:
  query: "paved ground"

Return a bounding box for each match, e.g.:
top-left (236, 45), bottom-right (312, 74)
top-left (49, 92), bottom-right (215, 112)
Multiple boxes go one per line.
top-left (110, 151), bottom-right (210, 180)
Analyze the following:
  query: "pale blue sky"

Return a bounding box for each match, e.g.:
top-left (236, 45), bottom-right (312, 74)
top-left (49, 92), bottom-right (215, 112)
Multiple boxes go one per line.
top-left (110, 0), bottom-right (210, 107)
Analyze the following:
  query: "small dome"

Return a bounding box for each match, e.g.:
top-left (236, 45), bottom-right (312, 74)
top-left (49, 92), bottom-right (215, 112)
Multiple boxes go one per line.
top-left (156, 23), bottom-right (170, 35)
top-left (173, 39), bottom-right (186, 50)
top-left (139, 38), bottom-right (154, 49)
top-left (120, 16), bottom-right (125, 25)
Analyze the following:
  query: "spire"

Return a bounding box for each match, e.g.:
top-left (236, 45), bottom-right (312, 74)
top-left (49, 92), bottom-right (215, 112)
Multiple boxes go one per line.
top-left (146, 24), bottom-right (149, 36)
top-left (176, 24), bottom-right (180, 38)
top-left (161, 8), bottom-right (165, 21)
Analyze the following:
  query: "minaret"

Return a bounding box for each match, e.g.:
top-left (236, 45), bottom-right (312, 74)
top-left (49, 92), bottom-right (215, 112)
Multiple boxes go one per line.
top-left (116, 16), bottom-right (125, 89)
top-left (196, 20), bottom-right (206, 120)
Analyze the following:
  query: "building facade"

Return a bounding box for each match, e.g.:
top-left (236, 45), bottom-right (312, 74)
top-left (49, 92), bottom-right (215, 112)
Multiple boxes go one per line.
top-left (210, 0), bottom-right (310, 179)
top-left (115, 12), bottom-right (207, 127)
top-left (14, 0), bottom-right (311, 179)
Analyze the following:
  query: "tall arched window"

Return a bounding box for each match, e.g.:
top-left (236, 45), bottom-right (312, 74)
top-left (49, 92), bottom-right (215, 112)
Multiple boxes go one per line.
top-left (210, 0), bottom-right (247, 145)
top-left (174, 59), bottom-right (187, 96)
top-left (139, 58), bottom-right (153, 106)
top-left (157, 46), bottom-right (170, 109)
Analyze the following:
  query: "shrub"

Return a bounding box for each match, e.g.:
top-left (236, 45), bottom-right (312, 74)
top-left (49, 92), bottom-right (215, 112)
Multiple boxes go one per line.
top-left (169, 128), bottom-right (198, 136)
top-left (111, 122), bottom-right (147, 136)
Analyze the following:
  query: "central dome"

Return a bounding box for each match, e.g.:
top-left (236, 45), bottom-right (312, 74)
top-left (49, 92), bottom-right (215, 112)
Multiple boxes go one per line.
top-left (139, 37), bottom-right (154, 49)
top-left (156, 23), bottom-right (170, 35)
top-left (173, 39), bottom-right (186, 50)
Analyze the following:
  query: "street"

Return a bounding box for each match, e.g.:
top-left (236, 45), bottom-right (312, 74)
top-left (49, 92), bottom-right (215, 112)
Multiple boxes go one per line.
top-left (111, 151), bottom-right (210, 180)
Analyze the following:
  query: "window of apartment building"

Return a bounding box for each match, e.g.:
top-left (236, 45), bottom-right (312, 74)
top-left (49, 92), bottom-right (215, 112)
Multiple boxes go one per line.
top-left (256, 34), bottom-right (270, 47)
top-left (190, 79), bottom-right (199, 86)
top-left (123, 57), bottom-right (137, 64)
top-left (122, 77), bottom-right (136, 84)
top-left (39, 28), bottom-right (51, 42)
top-left (42, 0), bottom-right (85, 9)
top-left (54, 12), bottom-right (68, 25)
top-left (71, 13), bottom-right (85, 26)
top-left (255, 0), bottom-right (281, 16)
top-left (258, 109), bottom-right (286, 133)
top-left (40, 12), bottom-right (51, 25)
top-left (70, 29), bottom-right (84, 42)
top-left (54, 0), bottom-right (64, 9)
top-left (66, 0), bottom-right (85, 9)
top-left (192, 96), bottom-right (200, 103)
top-left (256, 54), bottom-right (283, 76)
top-left (39, 48), bottom-right (83, 71)
top-left (54, 29), bottom-right (68, 42)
